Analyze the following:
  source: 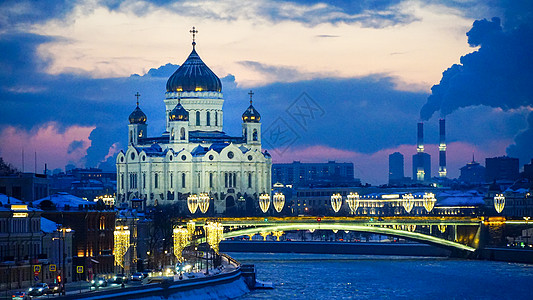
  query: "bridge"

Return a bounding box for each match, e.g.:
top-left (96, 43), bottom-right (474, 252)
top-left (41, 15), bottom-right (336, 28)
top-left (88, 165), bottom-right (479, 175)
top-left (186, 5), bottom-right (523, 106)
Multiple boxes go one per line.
top-left (164, 191), bottom-right (530, 260)
top-left (188, 216), bottom-right (485, 256)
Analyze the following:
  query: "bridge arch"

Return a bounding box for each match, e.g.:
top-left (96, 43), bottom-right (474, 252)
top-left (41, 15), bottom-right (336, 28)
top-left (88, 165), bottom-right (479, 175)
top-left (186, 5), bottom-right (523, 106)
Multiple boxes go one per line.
top-left (218, 223), bottom-right (476, 253)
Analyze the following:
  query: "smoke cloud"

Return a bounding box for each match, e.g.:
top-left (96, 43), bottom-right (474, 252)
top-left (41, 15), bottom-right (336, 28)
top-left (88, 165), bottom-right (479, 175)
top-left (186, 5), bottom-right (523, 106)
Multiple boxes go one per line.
top-left (420, 16), bottom-right (533, 164)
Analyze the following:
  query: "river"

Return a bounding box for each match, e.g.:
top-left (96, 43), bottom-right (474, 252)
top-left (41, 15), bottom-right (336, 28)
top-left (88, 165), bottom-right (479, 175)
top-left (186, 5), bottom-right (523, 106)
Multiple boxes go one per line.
top-left (230, 253), bottom-right (533, 299)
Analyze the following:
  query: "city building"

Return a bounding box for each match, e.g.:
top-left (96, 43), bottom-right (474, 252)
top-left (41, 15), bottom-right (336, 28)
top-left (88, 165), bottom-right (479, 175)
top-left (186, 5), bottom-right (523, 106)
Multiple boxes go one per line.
top-left (0, 173), bottom-right (50, 202)
top-left (49, 168), bottom-right (116, 202)
top-left (116, 32), bottom-right (272, 214)
top-left (388, 153), bottom-right (410, 185)
top-left (459, 157), bottom-right (486, 184)
top-left (522, 159), bottom-right (533, 181)
top-left (485, 156), bottom-right (519, 182)
top-left (0, 195), bottom-right (45, 290)
top-left (33, 193), bottom-right (115, 279)
top-left (272, 161), bottom-right (359, 188)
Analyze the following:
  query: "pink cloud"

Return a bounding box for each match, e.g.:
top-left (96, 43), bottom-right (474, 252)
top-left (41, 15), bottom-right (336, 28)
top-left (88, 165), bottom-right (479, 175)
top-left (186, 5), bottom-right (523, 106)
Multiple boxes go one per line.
top-left (0, 122), bottom-right (96, 172)
top-left (104, 142), bottom-right (121, 161)
top-left (268, 141), bottom-right (511, 185)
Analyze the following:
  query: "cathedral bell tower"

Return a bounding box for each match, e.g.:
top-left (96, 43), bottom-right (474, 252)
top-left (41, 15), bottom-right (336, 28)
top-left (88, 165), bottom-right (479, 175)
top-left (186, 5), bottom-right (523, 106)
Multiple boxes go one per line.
top-left (242, 90), bottom-right (261, 147)
top-left (128, 92), bottom-right (147, 146)
top-left (169, 99), bottom-right (189, 144)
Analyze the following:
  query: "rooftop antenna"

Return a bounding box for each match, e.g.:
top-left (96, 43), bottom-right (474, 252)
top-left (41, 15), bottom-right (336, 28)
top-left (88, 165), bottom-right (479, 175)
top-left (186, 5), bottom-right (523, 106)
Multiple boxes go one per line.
top-left (22, 148), bottom-right (24, 173)
top-left (34, 151), bottom-right (37, 173)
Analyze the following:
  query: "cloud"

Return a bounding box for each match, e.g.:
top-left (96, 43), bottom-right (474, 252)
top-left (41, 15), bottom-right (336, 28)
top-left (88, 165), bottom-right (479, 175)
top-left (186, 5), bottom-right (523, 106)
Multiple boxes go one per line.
top-left (67, 140), bottom-right (85, 154)
top-left (0, 122), bottom-right (95, 171)
top-left (19, 0), bottom-right (474, 91)
top-left (420, 15), bottom-right (533, 164)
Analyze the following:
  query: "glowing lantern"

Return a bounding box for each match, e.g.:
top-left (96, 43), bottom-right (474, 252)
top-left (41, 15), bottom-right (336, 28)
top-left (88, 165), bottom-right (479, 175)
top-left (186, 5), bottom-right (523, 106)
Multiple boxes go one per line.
top-left (259, 194), bottom-right (271, 213)
top-left (402, 193), bottom-right (414, 213)
top-left (346, 192), bottom-right (360, 213)
top-left (173, 226), bottom-right (189, 262)
top-left (273, 193), bottom-right (285, 213)
top-left (198, 193), bottom-right (210, 213)
top-left (113, 226), bottom-right (130, 269)
top-left (272, 231), bottom-right (284, 241)
top-left (204, 222), bottom-right (224, 254)
top-left (187, 194), bottom-right (198, 214)
top-left (494, 194), bottom-right (505, 213)
top-left (331, 193), bottom-right (342, 213)
top-left (423, 192), bottom-right (436, 213)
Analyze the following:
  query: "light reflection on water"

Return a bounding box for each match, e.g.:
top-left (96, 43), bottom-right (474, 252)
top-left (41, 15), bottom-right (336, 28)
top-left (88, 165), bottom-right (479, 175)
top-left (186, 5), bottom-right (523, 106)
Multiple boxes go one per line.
top-left (231, 253), bottom-right (533, 299)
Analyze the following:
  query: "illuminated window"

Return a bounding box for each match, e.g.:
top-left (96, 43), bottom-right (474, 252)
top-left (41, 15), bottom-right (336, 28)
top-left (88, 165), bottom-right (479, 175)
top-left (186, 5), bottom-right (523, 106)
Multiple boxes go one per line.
top-left (99, 216), bottom-right (105, 230)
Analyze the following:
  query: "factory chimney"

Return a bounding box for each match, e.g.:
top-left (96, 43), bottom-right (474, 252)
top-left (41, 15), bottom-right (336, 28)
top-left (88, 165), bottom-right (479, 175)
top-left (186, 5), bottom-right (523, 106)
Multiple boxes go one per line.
top-left (417, 122), bottom-right (424, 153)
top-left (439, 119), bottom-right (447, 177)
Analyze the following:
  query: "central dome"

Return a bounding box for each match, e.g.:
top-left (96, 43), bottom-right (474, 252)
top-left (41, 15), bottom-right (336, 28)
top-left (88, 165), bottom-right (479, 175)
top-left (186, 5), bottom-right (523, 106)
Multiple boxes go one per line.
top-left (166, 47), bottom-right (222, 93)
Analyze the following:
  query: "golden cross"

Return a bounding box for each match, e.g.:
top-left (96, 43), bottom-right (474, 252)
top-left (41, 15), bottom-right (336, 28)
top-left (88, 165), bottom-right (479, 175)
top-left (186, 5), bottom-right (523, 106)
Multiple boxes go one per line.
top-left (135, 92), bottom-right (141, 106)
top-left (248, 90), bottom-right (254, 104)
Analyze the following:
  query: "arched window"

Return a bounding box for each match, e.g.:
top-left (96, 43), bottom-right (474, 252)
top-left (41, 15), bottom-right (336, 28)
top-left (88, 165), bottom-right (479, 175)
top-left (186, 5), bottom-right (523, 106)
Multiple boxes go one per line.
top-left (215, 111), bottom-right (218, 126)
top-left (154, 173), bottom-right (159, 189)
top-left (206, 111), bottom-right (210, 126)
top-left (130, 131), bottom-right (133, 143)
top-left (171, 128), bottom-right (174, 139)
top-left (243, 128), bottom-right (247, 140)
top-left (99, 216), bottom-right (105, 230)
top-left (196, 111), bottom-right (201, 126)
top-left (253, 129), bottom-right (258, 141)
top-left (180, 127), bottom-right (186, 140)
top-left (181, 173), bottom-right (186, 188)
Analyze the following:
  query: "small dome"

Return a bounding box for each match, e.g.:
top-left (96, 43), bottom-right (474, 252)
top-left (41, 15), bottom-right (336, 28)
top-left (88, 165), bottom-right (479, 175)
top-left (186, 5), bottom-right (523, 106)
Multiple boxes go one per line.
top-left (129, 105), bottom-right (147, 124)
top-left (169, 101), bottom-right (189, 121)
top-left (166, 47), bottom-right (222, 93)
top-left (242, 91), bottom-right (261, 123)
top-left (242, 104), bottom-right (261, 123)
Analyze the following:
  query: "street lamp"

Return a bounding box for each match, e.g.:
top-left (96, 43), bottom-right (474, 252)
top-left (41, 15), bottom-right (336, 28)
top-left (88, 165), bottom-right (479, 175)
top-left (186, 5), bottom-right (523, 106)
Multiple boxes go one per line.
top-left (57, 226), bottom-right (71, 296)
top-left (402, 193), bottom-right (414, 213)
top-left (187, 194), bottom-right (198, 214)
top-left (346, 192), bottom-right (359, 214)
top-left (494, 194), bottom-right (505, 214)
top-left (423, 192), bottom-right (436, 213)
top-left (198, 193), bottom-right (210, 214)
top-left (259, 194), bottom-right (271, 213)
top-left (273, 193), bottom-right (285, 213)
top-left (331, 193), bottom-right (342, 213)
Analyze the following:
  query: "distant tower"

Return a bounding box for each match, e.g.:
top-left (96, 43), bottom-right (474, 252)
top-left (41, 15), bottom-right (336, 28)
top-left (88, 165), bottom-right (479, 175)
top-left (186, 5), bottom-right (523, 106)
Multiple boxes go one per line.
top-left (412, 122), bottom-right (430, 182)
top-left (438, 119), bottom-right (447, 178)
top-left (168, 99), bottom-right (189, 144)
top-left (128, 92), bottom-right (147, 146)
top-left (389, 152), bottom-right (404, 185)
top-left (242, 90), bottom-right (262, 148)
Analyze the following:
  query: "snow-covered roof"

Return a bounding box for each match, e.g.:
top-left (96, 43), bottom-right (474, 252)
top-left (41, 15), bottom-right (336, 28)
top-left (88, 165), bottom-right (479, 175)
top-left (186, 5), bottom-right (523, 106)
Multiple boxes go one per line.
top-left (436, 190), bottom-right (485, 206)
top-left (0, 194), bottom-right (24, 205)
top-left (41, 217), bottom-right (58, 233)
top-left (34, 192), bottom-right (96, 209)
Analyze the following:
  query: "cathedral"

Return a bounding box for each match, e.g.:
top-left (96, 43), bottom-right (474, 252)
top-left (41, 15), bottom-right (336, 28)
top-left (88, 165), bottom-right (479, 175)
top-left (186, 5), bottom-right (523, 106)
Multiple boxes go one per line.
top-left (116, 29), bottom-right (272, 214)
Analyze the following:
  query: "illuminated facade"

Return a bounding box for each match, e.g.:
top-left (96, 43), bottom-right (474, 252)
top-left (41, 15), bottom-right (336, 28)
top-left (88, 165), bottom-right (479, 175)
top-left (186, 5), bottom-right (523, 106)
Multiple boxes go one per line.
top-left (116, 32), bottom-right (271, 214)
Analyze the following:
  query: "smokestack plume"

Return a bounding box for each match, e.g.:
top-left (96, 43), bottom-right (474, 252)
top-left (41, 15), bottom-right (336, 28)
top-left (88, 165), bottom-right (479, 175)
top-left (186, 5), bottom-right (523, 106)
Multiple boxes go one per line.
top-left (417, 122), bottom-right (424, 153)
top-left (439, 119), bottom-right (447, 177)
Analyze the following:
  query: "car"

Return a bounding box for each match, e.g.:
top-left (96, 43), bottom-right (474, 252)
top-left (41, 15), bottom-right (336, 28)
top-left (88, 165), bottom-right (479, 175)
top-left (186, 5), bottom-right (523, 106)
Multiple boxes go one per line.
top-left (47, 283), bottom-right (62, 294)
top-left (91, 276), bottom-right (108, 287)
top-left (112, 274), bottom-right (128, 284)
top-left (130, 272), bottom-right (144, 281)
top-left (28, 283), bottom-right (50, 296)
top-left (12, 291), bottom-right (29, 300)
top-left (141, 269), bottom-right (153, 278)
